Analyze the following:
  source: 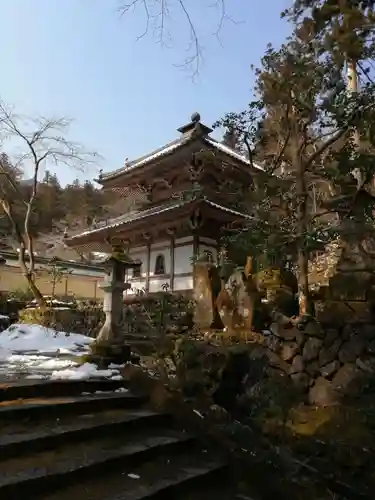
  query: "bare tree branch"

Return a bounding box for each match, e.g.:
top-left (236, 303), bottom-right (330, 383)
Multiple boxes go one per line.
top-left (0, 101), bottom-right (98, 305)
top-left (118, 0), bottom-right (235, 77)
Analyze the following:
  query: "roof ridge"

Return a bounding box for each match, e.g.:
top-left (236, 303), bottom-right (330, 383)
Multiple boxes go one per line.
top-left (98, 128), bottom-right (265, 183)
top-left (203, 136), bottom-right (264, 171)
top-left (126, 136), bottom-right (182, 167)
top-left (99, 135), bottom-right (192, 181)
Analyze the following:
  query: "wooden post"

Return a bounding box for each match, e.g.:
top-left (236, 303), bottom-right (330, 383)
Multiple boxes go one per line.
top-left (169, 231), bottom-right (175, 291)
top-left (145, 241), bottom-right (151, 293)
top-left (193, 232), bottom-right (199, 258)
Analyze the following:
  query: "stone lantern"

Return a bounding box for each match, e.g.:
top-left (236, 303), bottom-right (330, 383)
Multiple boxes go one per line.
top-left (96, 247), bottom-right (142, 346)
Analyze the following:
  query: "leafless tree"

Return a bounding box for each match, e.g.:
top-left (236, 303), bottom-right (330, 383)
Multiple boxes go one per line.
top-left (0, 101), bottom-right (97, 306)
top-left (118, 0), bottom-right (235, 77)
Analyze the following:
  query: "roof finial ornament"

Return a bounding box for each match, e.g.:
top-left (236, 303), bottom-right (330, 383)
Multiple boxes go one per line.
top-left (191, 112), bottom-right (201, 123)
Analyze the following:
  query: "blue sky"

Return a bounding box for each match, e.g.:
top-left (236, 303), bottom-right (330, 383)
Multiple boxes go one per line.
top-left (0, 0), bottom-right (292, 184)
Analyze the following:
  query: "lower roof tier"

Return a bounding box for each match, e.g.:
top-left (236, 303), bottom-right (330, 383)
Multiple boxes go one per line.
top-left (65, 197), bottom-right (250, 253)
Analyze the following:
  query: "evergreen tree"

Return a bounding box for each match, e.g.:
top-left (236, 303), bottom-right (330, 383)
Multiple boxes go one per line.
top-left (217, 32), bottom-right (375, 315)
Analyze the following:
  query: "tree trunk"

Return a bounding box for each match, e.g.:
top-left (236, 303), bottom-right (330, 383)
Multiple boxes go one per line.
top-left (290, 106), bottom-right (311, 317)
top-left (347, 58), bottom-right (362, 186)
top-left (18, 252), bottom-right (46, 307)
top-left (297, 247), bottom-right (309, 316)
top-left (296, 166), bottom-right (310, 316)
top-left (24, 271), bottom-right (46, 306)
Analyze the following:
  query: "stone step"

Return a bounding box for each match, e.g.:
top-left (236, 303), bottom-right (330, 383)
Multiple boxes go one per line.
top-left (0, 380), bottom-right (235, 499)
top-left (0, 391), bottom-right (146, 422)
top-left (0, 425), bottom-right (196, 499)
top-left (36, 446), bottom-right (229, 500)
top-left (0, 379), bottom-right (130, 402)
top-left (0, 408), bottom-right (172, 460)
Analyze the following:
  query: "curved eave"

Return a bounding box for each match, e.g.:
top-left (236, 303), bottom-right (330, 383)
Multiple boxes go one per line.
top-left (203, 137), bottom-right (264, 172)
top-left (65, 198), bottom-right (250, 251)
top-left (97, 136), bottom-right (193, 184)
top-left (65, 199), bottom-right (198, 249)
top-left (96, 135), bottom-right (264, 186)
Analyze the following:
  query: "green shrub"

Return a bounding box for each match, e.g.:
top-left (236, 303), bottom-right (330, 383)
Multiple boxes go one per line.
top-left (18, 307), bottom-right (76, 331)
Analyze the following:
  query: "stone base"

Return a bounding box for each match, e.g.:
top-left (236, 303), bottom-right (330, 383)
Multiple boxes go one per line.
top-left (88, 342), bottom-right (135, 368)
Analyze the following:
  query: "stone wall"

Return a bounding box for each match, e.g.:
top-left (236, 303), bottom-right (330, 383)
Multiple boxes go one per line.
top-left (263, 319), bottom-right (375, 406)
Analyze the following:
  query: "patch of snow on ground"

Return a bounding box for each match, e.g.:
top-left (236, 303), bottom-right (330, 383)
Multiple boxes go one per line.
top-left (0, 324), bottom-right (122, 382)
top-left (51, 363), bottom-right (118, 381)
top-left (0, 323), bottom-right (93, 354)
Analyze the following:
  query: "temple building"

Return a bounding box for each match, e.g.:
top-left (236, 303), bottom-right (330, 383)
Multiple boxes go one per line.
top-left (65, 113), bottom-right (263, 295)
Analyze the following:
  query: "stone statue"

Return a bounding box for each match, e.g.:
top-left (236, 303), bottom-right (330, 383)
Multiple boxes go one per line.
top-left (215, 256), bottom-right (260, 340)
top-left (193, 257), bottom-right (215, 330)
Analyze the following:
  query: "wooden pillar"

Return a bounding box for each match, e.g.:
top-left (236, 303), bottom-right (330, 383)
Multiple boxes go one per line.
top-left (193, 232), bottom-right (199, 258)
top-left (145, 241), bottom-right (151, 293)
top-left (168, 230), bottom-right (175, 291)
top-left (192, 232), bottom-right (199, 289)
top-left (124, 240), bottom-right (131, 296)
top-left (216, 241), bottom-right (221, 265)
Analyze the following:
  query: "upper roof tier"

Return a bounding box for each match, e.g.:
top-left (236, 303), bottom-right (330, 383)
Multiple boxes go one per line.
top-left (97, 112), bottom-right (264, 184)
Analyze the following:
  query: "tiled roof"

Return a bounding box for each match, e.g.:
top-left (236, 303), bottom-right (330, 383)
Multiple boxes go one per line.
top-left (203, 137), bottom-right (264, 171)
top-left (99, 136), bottom-right (192, 181)
top-left (66, 200), bottom-right (188, 241)
top-left (99, 133), bottom-right (264, 182)
top-left (0, 250), bottom-right (104, 272)
top-left (65, 198), bottom-right (251, 243)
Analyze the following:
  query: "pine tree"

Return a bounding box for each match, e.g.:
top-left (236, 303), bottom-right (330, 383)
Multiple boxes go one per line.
top-left (217, 32), bottom-right (375, 316)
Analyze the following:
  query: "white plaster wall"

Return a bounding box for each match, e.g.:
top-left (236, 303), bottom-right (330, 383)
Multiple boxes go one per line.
top-left (127, 243), bottom-right (170, 295)
top-left (129, 243), bottom-right (171, 277)
top-left (149, 277), bottom-right (170, 293)
top-left (174, 275), bottom-right (193, 291)
top-left (199, 237), bottom-right (217, 245)
top-left (174, 244), bottom-right (194, 274)
top-left (175, 237), bottom-right (194, 245)
top-left (127, 241), bottom-right (195, 294)
top-left (128, 247), bottom-right (148, 278)
top-left (127, 279), bottom-right (146, 295)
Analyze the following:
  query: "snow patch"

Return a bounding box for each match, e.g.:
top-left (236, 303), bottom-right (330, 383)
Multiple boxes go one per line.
top-left (51, 363), bottom-right (115, 381)
top-left (26, 374), bottom-right (48, 380)
top-left (0, 324), bottom-right (93, 354)
top-left (0, 324), bottom-right (126, 382)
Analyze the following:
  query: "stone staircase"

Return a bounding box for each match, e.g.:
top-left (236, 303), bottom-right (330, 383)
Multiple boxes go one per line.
top-left (0, 379), bottom-right (241, 500)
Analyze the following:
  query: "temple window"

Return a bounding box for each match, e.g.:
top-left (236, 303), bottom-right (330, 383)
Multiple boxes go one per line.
top-left (154, 254), bottom-right (166, 275)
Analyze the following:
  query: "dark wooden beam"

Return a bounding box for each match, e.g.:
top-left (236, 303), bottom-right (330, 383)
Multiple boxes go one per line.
top-left (167, 228), bottom-right (175, 291)
top-left (145, 239), bottom-right (151, 293)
